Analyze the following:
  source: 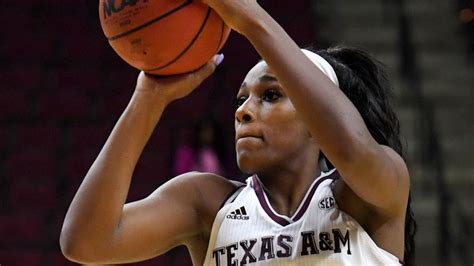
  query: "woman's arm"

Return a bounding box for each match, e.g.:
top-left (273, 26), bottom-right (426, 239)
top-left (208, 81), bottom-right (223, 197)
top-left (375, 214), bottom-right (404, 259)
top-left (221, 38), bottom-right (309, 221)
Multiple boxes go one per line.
top-left (60, 59), bottom-right (227, 263)
top-left (206, 1), bottom-right (408, 214)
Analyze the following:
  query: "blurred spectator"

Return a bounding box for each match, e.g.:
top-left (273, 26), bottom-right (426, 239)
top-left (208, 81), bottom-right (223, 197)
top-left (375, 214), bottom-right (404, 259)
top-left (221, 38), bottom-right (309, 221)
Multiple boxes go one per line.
top-left (173, 117), bottom-right (226, 176)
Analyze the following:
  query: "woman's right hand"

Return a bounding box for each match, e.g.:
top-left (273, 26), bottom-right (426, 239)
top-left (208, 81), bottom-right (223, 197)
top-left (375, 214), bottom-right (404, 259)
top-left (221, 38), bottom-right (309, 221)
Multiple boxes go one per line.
top-left (133, 54), bottom-right (224, 106)
top-left (201, 0), bottom-right (260, 34)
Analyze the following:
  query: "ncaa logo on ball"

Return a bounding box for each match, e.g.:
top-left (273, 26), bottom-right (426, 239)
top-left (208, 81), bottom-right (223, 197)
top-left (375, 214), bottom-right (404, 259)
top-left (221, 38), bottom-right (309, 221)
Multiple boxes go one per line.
top-left (319, 196), bottom-right (336, 210)
top-left (103, 0), bottom-right (143, 18)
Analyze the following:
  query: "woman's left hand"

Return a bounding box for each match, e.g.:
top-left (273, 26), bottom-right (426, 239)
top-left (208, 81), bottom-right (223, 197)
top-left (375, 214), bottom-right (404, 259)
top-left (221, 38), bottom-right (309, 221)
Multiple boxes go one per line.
top-left (201, 0), bottom-right (260, 34)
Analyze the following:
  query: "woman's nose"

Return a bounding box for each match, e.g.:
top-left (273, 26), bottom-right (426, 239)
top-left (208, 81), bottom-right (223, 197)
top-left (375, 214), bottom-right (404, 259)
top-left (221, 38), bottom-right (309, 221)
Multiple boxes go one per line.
top-left (235, 99), bottom-right (255, 124)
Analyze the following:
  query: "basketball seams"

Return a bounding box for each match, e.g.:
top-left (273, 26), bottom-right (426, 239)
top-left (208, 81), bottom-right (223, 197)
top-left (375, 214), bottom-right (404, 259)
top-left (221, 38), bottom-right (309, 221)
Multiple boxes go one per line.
top-left (107, 0), bottom-right (193, 41)
top-left (100, 1), bottom-right (230, 75)
top-left (214, 19), bottom-right (225, 54)
top-left (144, 7), bottom-right (212, 72)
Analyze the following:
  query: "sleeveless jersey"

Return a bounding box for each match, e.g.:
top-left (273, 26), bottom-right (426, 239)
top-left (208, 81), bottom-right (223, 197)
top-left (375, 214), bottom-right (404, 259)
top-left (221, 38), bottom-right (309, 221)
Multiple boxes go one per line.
top-left (203, 169), bottom-right (402, 265)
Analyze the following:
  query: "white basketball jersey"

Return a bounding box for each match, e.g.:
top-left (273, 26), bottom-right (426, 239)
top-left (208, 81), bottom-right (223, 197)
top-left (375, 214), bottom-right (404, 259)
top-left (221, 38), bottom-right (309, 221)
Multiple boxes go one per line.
top-left (203, 169), bottom-right (402, 265)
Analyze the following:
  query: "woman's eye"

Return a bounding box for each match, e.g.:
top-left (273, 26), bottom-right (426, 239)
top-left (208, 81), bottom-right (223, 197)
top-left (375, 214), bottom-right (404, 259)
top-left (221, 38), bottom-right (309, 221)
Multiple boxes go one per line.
top-left (235, 96), bottom-right (248, 107)
top-left (262, 89), bottom-right (281, 102)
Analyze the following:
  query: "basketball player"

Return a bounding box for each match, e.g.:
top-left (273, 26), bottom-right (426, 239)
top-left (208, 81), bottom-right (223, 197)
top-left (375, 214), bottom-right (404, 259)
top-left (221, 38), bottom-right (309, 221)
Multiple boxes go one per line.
top-left (60, 0), bottom-right (416, 265)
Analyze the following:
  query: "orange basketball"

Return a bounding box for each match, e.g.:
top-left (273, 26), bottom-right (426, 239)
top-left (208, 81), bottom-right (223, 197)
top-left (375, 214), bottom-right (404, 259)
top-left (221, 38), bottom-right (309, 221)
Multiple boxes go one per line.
top-left (99, 0), bottom-right (231, 75)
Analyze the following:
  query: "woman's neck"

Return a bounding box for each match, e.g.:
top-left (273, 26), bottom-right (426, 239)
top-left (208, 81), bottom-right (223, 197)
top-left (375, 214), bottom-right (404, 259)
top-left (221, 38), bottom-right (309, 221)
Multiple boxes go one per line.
top-left (257, 165), bottom-right (321, 217)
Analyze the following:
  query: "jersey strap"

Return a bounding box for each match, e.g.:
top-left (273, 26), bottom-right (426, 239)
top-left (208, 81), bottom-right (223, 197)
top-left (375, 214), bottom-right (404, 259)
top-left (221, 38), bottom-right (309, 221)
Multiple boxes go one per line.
top-left (219, 184), bottom-right (246, 209)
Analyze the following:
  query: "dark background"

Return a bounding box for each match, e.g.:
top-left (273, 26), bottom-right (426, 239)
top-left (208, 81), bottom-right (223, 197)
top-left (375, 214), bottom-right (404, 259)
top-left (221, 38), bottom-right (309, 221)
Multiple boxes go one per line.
top-left (0, 0), bottom-right (472, 265)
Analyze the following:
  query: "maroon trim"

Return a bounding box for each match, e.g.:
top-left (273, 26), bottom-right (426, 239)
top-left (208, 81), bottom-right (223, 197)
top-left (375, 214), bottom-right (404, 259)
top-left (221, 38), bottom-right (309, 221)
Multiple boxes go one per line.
top-left (253, 171), bottom-right (340, 227)
top-left (253, 175), bottom-right (290, 226)
top-left (292, 171), bottom-right (339, 221)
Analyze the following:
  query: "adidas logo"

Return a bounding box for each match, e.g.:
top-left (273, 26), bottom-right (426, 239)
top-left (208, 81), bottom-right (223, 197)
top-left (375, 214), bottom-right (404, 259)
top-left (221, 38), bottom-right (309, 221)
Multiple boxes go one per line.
top-left (226, 206), bottom-right (250, 220)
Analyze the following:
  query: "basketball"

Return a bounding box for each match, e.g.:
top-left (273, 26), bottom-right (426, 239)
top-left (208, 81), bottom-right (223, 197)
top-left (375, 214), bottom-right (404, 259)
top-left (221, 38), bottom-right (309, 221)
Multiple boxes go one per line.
top-left (99, 0), bottom-right (231, 75)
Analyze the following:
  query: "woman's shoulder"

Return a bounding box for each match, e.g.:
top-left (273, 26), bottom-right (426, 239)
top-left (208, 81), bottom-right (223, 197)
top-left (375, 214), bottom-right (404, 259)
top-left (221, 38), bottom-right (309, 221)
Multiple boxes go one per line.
top-left (153, 171), bottom-right (243, 208)
top-left (176, 171), bottom-right (244, 189)
top-left (172, 171), bottom-right (245, 229)
top-left (190, 172), bottom-right (245, 206)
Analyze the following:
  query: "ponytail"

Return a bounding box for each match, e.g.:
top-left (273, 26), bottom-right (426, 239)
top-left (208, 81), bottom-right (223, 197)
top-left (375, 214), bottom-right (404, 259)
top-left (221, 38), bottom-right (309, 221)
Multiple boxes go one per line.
top-left (314, 46), bottom-right (417, 265)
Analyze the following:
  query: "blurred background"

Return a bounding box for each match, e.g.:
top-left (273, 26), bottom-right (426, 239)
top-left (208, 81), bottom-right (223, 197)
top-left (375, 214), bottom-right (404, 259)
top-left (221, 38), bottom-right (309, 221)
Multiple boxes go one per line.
top-left (0, 0), bottom-right (473, 265)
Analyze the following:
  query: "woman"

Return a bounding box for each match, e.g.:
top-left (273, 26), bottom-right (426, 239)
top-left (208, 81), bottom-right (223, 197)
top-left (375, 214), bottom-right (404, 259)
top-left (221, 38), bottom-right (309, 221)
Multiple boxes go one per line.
top-left (60, 0), bottom-right (416, 265)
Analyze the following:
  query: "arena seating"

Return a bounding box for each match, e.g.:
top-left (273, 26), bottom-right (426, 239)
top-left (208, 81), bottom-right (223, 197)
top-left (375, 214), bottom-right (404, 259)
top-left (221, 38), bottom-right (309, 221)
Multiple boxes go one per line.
top-left (0, 1), bottom-right (316, 265)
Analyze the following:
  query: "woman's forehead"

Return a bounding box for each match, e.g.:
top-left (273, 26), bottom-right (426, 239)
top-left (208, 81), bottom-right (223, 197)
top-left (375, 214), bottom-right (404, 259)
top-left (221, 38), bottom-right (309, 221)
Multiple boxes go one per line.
top-left (242, 61), bottom-right (277, 86)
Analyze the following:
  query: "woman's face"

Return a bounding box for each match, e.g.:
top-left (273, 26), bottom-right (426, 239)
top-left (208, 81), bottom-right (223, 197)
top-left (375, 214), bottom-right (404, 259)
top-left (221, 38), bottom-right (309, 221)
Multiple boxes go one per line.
top-left (235, 62), bottom-right (317, 174)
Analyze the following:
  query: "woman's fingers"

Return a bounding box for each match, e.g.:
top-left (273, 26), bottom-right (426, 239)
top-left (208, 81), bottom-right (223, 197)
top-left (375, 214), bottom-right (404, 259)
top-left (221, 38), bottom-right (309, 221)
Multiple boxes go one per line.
top-left (134, 54), bottom-right (224, 103)
top-left (188, 54), bottom-right (224, 86)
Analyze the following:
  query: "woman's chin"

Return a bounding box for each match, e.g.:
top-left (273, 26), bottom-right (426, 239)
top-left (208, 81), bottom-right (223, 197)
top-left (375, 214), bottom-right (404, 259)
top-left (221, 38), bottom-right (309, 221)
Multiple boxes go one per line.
top-left (236, 155), bottom-right (260, 174)
top-left (237, 155), bottom-right (274, 175)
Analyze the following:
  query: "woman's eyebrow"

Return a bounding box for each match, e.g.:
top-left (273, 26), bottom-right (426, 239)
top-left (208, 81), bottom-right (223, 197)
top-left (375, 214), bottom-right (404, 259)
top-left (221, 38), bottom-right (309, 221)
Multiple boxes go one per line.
top-left (259, 75), bottom-right (278, 83)
top-left (237, 83), bottom-right (248, 95)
